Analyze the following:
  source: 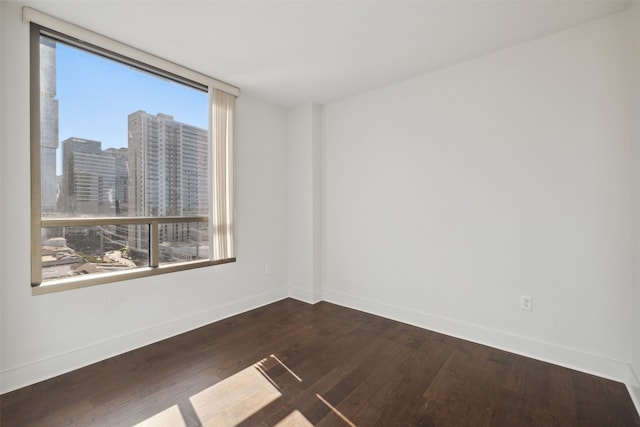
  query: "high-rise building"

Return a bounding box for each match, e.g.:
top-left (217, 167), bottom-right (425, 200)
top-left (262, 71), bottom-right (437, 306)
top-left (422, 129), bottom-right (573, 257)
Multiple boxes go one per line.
top-left (61, 137), bottom-right (116, 216)
top-left (127, 111), bottom-right (208, 253)
top-left (40, 37), bottom-right (59, 213)
top-left (104, 147), bottom-right (129, 215)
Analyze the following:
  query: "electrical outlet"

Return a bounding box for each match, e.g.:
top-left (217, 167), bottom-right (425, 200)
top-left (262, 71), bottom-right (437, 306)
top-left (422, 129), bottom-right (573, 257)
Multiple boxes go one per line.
top-left (265, 264), bottom-right (271, 275)
top-left (520, 296), bottom-right (532, 311)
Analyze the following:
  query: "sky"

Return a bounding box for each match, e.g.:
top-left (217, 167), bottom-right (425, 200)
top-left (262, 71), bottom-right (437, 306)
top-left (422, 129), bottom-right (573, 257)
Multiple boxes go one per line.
top-left (54, 38), bottom-right (208, 174)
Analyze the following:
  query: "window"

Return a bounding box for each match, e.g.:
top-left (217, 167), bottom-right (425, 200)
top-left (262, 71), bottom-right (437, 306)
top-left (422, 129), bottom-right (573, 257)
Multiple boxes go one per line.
top-left (26, 7), bottom-right (238, 293)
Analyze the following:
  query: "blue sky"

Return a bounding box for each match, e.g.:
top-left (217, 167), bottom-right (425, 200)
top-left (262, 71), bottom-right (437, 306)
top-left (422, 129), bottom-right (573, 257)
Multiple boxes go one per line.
top-left (55, 40), bottom-right (208, 173)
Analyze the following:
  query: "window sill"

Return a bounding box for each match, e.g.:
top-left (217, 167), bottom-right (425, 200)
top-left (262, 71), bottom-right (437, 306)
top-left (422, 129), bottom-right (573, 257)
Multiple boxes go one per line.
top-left (32, 258), bottom-right (236, 295)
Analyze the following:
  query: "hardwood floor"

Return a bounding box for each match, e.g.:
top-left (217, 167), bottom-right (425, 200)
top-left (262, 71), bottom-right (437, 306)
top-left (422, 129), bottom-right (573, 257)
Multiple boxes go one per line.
top-left (1, 298), bottom-right (639, 426)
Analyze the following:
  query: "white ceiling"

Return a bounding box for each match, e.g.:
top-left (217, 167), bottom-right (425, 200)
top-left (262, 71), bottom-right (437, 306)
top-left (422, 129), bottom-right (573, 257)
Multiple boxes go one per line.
top-left (25, 0), bottom-right (631, 108)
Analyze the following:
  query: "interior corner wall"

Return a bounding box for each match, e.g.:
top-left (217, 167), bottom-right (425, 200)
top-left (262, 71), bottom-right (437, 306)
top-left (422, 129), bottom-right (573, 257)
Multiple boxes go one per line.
top-left (322, 11), bottom-right (634, 382)
top-left (0, 1), bottom-right (289, 394)
top-left (0, 0), bottom-right (3, 379)
top-left (630, 0), bottom-right (640, 411)
top-left (0, 0), bottom-right (4, 382)
top-left (287, 103), bottom-right (322, 303)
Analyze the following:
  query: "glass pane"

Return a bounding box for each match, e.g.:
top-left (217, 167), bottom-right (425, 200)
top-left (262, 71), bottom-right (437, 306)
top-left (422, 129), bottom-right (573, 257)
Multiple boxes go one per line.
top-left (158, 222), bottom-right (209, 265)
top-left (39, 35), bottom-right (209, 219)
top-left (41, 225), bottom-right (149, 281)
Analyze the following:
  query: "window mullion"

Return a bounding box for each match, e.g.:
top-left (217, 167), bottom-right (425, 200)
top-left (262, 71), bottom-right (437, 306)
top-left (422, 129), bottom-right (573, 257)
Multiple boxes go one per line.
top-left (30, 23), bottom-right (42, 286)
top-left (150, 222), bottom-right (159, 268)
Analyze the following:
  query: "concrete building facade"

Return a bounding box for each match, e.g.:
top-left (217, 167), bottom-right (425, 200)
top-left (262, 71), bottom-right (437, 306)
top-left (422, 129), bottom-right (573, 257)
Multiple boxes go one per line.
top-left (39, 36), bottom-right (59, 214)
top-left (61, 137), bottom-right (116, 216)
top-left (127, 111), bottom-right (208, 254)
top-left (104, 147), bottom-right (129, 215)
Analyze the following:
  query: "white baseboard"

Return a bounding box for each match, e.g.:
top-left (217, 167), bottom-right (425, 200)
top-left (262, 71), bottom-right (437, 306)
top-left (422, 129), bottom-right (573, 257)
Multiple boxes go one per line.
top-left (628, 365), bottom-right (640, 416)
top-left (322, 288), bottom-right (633, 385)
top-left (289, 285), bottom-right (321, 304)
top-left (629, 385), bottom-right (640, 416)
top-left (0, 287), bottom-right (289, 394)
top-left (4, 286), bottom-right (638, 418)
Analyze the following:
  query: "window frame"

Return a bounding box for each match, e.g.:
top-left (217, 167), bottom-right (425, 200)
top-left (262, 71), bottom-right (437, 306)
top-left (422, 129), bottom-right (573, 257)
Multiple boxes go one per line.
top-left (26, 8), bottom-right (238, 294)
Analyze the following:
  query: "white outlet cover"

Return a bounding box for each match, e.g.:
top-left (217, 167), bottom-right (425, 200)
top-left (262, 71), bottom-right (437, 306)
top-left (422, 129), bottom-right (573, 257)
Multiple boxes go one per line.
top-left (520, 296), bottom-right (532, 311)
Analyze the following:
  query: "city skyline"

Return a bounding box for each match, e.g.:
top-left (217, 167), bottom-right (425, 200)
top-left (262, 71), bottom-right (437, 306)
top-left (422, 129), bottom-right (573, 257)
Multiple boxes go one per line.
top-left (54, 37), bottom-right (208, 174)
top-left (39, 32), bottom-right (212, 280)
top-left (59, 111), bottom-right (209, 219)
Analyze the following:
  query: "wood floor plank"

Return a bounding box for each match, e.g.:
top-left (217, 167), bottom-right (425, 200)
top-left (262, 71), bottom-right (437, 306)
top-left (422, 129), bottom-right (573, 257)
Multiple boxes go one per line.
top-left (1, 299), bottom-right (638, 427)
top-left (371, 337), bottom-right (455, 425)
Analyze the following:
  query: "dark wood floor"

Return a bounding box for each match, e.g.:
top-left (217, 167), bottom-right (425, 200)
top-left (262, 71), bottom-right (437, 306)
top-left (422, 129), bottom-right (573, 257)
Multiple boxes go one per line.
top-left (1, 298), bottom-right (639, 427)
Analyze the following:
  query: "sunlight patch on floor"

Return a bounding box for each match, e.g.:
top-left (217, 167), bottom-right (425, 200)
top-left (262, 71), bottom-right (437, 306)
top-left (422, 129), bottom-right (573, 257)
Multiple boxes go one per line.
top-left (189, 360), bottom-right (282, 426)
top-left (317, 393), bottom-right (358, 427)
top-left (132, 405), bottom-right (186, 427)
top-left (270, 353), bottom-right (303, 382)
top-left (274, 410), bottom-right (315, 426)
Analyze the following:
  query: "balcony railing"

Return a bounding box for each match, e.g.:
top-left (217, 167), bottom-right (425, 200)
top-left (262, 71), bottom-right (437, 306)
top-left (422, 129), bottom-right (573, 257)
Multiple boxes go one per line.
top-left (34, 216), bottom-right (234, 294)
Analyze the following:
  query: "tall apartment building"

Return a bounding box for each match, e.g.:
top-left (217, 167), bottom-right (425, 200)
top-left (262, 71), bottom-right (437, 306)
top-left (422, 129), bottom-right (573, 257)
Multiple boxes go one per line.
top-left (61, 137), bottom-right (116, 216)
top-left (104, 147), bottom-right (129, 215)
top-left (40, 37), bottom-right (59, 214)
top-left (127, 111), bottom-right (208, 253)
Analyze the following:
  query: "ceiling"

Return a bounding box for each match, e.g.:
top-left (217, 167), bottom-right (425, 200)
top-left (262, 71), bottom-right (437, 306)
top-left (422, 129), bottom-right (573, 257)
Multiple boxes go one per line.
top-left (24, 0), bottom-right (631, 108)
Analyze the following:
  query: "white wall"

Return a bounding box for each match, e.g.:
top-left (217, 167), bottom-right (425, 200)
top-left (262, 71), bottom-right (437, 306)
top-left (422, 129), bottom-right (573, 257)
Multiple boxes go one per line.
top-left (287, 103), bottom-right (322, 303)
top-left (0, 1), bottom-right (288, 393)
top-left (322, 11), bottom-right (634, 381)
top-left (631, 0), bottom-right (640, 410)
top-left (1, 0), bottom-right (638, 405)
top-left (0, 0), bottom-right (3, 385)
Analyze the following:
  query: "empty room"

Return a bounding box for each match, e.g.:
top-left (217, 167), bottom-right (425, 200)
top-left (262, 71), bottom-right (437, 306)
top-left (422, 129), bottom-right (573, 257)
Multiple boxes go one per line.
top-left (1, 0), bottom-right (640, 426)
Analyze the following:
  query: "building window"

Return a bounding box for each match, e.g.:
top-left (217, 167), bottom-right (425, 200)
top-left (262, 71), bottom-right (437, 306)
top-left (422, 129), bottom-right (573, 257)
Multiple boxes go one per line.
top-left (26, 8), bottom-right (238, 293)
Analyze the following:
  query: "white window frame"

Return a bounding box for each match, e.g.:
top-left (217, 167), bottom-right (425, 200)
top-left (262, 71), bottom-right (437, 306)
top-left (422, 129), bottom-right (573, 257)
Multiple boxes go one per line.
top-left (25, 7), bottom-right (239, 294)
